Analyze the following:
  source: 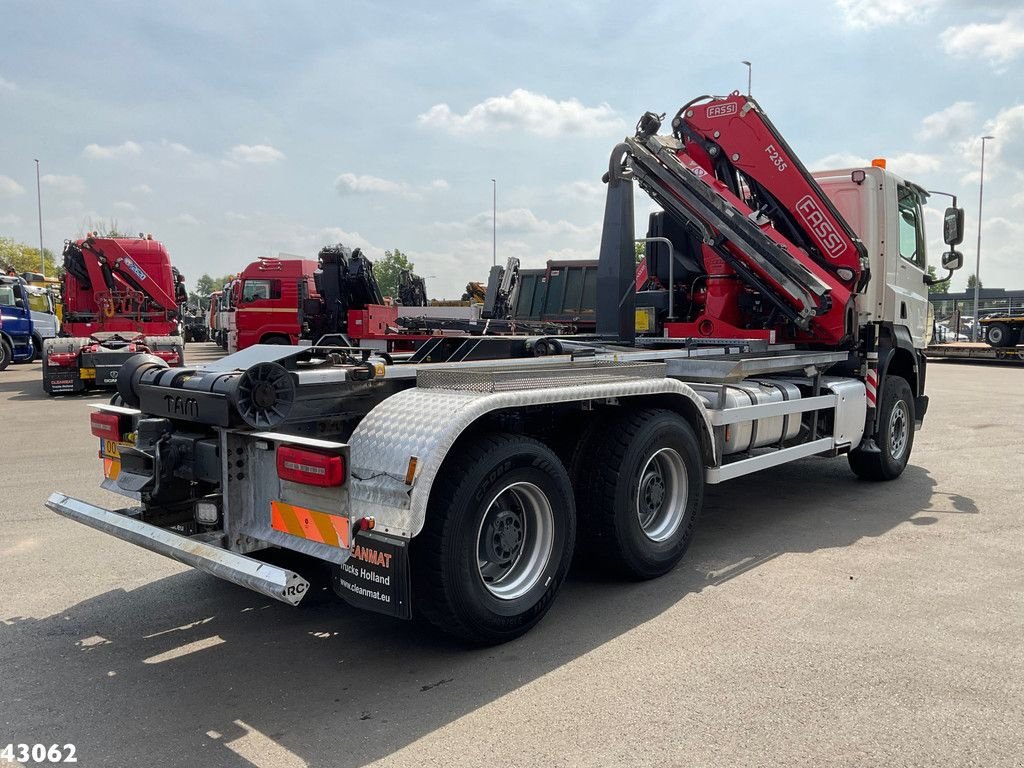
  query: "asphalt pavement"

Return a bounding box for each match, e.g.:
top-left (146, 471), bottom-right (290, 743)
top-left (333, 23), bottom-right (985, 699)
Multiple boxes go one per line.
top-left (1, 346), bottom-right (1021, 767)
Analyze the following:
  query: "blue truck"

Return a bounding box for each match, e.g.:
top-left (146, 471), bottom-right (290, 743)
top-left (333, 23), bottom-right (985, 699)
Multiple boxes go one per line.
top-left (0, 276), bottom-right (35, 370)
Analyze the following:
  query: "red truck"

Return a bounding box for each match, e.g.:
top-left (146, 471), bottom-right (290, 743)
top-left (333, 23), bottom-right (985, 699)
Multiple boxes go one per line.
top-left (234, 257), bottom-right (317, 350)
top-left (43, 235), bottom-right (185, 395)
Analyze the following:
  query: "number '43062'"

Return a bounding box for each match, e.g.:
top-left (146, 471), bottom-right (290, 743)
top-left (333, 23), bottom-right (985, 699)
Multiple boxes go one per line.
top-left (1, 743), bottom-right (78, 763)
top-left (764, 144), bottom-right (788, 172)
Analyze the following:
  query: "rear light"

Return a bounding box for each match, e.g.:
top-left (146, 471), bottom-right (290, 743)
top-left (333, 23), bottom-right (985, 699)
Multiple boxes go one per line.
top-left (90, 411), bottom-right (122, 441)
top-left (195, 500), bottom-right (220, 525)
top-left (276, 445), bottom-right (345, 487)
top-left (47, 352), bottom-right (78, 367)
top-left (151, 350), bottom-right (180, 365)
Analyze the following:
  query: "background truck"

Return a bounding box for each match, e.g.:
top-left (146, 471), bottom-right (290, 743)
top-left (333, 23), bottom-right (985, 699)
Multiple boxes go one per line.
top-left (979, 314), bottom-right (1024, 348)
top-left (42, 235), bottom-right (185, 395)
top-left (0, 276), bottom-right (35, 370)
top-left (234, 257), bottom-right (317, 350)
top-left (47, 91), bottom-right (966, 644)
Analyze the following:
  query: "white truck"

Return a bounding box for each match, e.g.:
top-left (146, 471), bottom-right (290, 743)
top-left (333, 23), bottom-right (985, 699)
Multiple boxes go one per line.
top-left (47, 93), bottom-right (966, 643)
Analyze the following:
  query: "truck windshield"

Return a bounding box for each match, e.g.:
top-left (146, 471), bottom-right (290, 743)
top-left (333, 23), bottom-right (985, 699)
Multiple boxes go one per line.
top-left (241, 279), bottom-right (281, 302)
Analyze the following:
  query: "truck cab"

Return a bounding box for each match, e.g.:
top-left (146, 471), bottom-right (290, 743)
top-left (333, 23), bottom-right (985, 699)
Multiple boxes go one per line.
top-left (0, 277), bottom-right (35, 369)
top-left (26, 285), bottom-right (60, 353)
top-left (235, 257), bottom-right (318, 350)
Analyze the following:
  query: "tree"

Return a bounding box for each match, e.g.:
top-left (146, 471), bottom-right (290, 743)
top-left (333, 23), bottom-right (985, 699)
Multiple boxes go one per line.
top-left (193, 273), bottom-right (237, 298)
top-left (0, 236), bottom-right (59, 276)
top-left (966, 273), bottom-right (982, 290)
top-left (634, 241), bottom-right (645, 264)
top-left (374, 248), bottom-right (414, 299)
top-left (927, 265), bottom-right (949, 295)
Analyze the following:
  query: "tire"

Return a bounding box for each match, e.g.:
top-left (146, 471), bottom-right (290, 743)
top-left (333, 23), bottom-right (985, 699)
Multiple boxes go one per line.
top-left (576, 408), bottom-right (704, 580)
top-left (848, 375), bottom-right (915, 481)
top-left (31, 335), bottom-right (42, 363)
top-left (411, 433), bottom-right (575, 644)
top-left (262, 334), bottom-right (290, 345)
top-left (0, 339), bottom-right (11, 371)
top-left (985, 322), bottom-right (1011, 348)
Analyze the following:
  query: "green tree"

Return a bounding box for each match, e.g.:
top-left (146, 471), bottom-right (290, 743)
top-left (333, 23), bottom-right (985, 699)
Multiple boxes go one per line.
top-left (0, 236), bottom-right (59, 276)
top-left (966, 273), bottom-right (982, 290)
top-left (374, 248), bottom-right (414, 299)
top-left (193, 273), bottom-right (237, 298)
top-left (635, 241), bottom-right (645, 264)
top-left (927, 265), bottom-right (949, 295)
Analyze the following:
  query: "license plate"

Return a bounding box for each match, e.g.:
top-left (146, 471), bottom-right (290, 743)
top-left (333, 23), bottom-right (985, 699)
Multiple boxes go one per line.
top-left (103, 439), bottom-right (121, 458)
top-left (80, 367), bottom-right (96, 379)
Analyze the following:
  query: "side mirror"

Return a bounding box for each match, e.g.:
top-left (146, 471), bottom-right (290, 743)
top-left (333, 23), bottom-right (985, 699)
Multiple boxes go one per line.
top-left (943, 207), bottom-right (965, 246)
top-left (941, 250), bottom-right (964, 271)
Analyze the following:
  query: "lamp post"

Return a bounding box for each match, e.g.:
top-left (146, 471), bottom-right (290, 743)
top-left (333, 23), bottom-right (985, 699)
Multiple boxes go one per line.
top-left (741, 60), bottom-right (752, 96)
top-left (972, 135), bottom-right (994, 341)
top-left (35, 159), bottom-right (44, 277)
top-left (490, 178), bottom-right (496, 267)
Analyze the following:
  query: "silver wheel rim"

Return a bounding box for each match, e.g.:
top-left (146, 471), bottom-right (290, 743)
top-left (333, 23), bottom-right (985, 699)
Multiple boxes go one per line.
top-left (476, 482), bottom-right (554, 601)
top-left (636, 447), bottom-right (688, 542)
top-left (888, 400), bottom-right (909, 461)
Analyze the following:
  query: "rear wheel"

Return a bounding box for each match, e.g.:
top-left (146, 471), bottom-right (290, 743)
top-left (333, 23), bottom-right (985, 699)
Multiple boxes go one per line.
top-left (0, 339), bottom-right (11, 371)
top-left (576, 408), bottom-right (704, 579)
top-left (986, 322), bottom-right (1011, 347)
top-left (261, 334), bottom-right (290, 345)
top-left (412, 433), bottom-right (575, 644)
top-left (848, 375), bottom-right (914, 481)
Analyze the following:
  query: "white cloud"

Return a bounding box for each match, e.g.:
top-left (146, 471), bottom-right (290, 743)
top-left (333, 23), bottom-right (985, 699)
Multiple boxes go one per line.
top-left (133, 184), bottom-right (153, 195)
top-left (0, 214), bottom-right (20, 227)
top-left (41, 174), bottom-right (86, 194)
top-left (0, 174), bottom-right (25, 198)
top-left (438, 207), bottom-right (601, 239)
top-left (224, 211), bottom-right (250, 222)
top-left (812, 152), bottom-right (869, 169)
top-left (113, 201), bottom-right (137, 212)
top-left (0, 75), bottom-right (15, 92)
top-left (561, 180), bottom-right (604, 201)
top-left (918, 101), bottom-right (976, 142)
top-left (941, 11), bottom-right (1024, 67)
top-left (228, 144), bottom-right (285, 164)
top-left (835, 0), bottom-right (942, 29)
top-left (172, 213), bottom-right (200, 225)
top-left (83, 141), bottom-right (142, 160)
top-left (418, 88), bottom-right (623, 138)
top-left (335, 173), bottom-right (449, 199)
top-left (887, 152), bottom-right (942, 177)
top-left (161, 140), bottom-right (191, 154)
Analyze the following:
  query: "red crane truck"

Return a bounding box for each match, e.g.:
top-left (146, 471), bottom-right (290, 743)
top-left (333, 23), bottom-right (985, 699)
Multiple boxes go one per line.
top-left (47, 92), bottom-right (966, 643)
top-left (42, 235), bottom-right (185, 395)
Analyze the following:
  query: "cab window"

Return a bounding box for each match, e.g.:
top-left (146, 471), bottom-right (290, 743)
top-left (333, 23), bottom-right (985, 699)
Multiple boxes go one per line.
top-left (897, 184), bottom-right (926, 269)
top-left (28, 293), bottom-right (52, 313)
top-left (0, 286), bottom-right (17, 306)
top-left (241, 279), bottom-right (281, 302)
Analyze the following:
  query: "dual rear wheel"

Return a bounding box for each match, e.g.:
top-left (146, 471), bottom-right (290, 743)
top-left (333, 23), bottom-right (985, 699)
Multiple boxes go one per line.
top-left (412, 409), bottom-right (703, 644)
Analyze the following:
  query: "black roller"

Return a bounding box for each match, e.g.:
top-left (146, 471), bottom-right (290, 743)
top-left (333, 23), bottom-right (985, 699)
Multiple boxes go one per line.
top-left (118, 353), bottom-right (169, 407)
top-left (230, 361), bottom-right (296, 429)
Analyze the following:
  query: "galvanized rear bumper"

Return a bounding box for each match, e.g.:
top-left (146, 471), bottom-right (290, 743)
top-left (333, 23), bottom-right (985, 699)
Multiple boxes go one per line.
top-left (45, 492), bottom-right (310, 606)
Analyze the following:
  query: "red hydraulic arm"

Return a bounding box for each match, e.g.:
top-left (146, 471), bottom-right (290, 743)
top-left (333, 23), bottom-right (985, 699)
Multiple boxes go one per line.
top-left (625, 93), bottom-right (869, 345)
top-left (81, 237), bottom-right (179, 310)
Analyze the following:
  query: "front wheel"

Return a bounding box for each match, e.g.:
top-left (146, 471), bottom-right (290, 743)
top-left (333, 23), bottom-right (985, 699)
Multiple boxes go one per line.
top-left (411, 433), bottom-right (575, 644)
top-left (985, 323), bottom-right (1012, 348)
top-left (0, 339), bottom-right (11, 371)
top-left (848, 375), bottom-right (915, 481)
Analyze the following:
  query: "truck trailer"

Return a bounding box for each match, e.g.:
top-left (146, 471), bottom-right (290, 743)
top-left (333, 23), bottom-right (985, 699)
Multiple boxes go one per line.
top-left (46, 92), bottom-right (966, 643)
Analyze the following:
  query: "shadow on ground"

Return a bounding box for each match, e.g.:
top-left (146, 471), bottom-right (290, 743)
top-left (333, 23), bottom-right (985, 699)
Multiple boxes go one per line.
top-left (1, 460), bottom-right (974, 767)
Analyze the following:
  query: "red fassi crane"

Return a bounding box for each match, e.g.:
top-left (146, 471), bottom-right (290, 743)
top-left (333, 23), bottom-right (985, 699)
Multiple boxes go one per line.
top-left (623, 92), bottom-right (869, 346)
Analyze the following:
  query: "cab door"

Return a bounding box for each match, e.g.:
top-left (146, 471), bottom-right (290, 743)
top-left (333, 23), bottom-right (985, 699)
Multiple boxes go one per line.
top-left (891, 183), bottom-right (929, 349)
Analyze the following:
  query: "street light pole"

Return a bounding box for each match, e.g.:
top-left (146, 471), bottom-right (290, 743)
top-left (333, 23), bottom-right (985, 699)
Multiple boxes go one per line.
top-left (741, 60), bottom-right (752, 96)
top-left (490, 178), bottom-right (496, 267)
top-left (972, 135), bottom-right (994, 341)
top-left (35, 158), bottom-right (44, 277)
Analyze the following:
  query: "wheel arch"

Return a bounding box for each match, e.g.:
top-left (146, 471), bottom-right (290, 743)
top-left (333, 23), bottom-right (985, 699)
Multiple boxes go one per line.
top-left (346, 379), bottom-right (714, 540)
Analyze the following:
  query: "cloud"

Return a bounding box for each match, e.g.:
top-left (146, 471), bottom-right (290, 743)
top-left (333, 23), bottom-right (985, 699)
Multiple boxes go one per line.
top-left (133, 184), bottom-right (153, 195)
top-left (437, 207), bottom-right (601, 239)
top-left (0, 174), bottom-right (25, 198)
top-left (228, 144), bottom-right (285, 164)
top-left (0, 75), bottom-right (15, 92)
top-left (41, 174), bottom-right (86, 194)
top-left (334, 172), bottom-right (449, 199)
top-left (812, 152), bottom-right (869, 169)
top-left (835, 0), bottom-right (942, 29)
top-left (160, 140), bottom-right (191, 154)
top-left (561, 180), bottom-right (604, 201)
top-left (113, 201), bottom-right (137, 212)
top-left (83, 141), bottom-right (142, 160)
top-left (941, 11), bottom-right (1024, 67)
top-left (172, 213), bottom-right (200, 225)
top-left (887, 152), bottom-right (942, 177)
top-left (0, 214), bottom-right (20, 227)
top-left (918, 101), bottom-right (976, 142)
top-left (418, 88), bottom-right (623, 138)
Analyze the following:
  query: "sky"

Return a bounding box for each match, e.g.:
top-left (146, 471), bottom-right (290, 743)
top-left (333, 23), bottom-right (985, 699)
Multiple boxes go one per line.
top-left (1, 0), bottom-right (1022, 298)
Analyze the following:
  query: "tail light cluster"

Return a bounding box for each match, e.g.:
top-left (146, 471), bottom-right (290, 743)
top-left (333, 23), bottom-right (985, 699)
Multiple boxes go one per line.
top-left (276, 445), bottom-right (346, 487)
top-left (90, 411), bottom-right (124, 441)
top-left (47, 352), bottom-right (78, 368)
top-left (151, 350), bottom-right (180, 365)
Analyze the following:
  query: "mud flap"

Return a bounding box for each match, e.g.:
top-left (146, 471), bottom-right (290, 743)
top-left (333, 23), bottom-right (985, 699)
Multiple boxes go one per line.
top-left (331, 532), bottom-right (412, 619)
